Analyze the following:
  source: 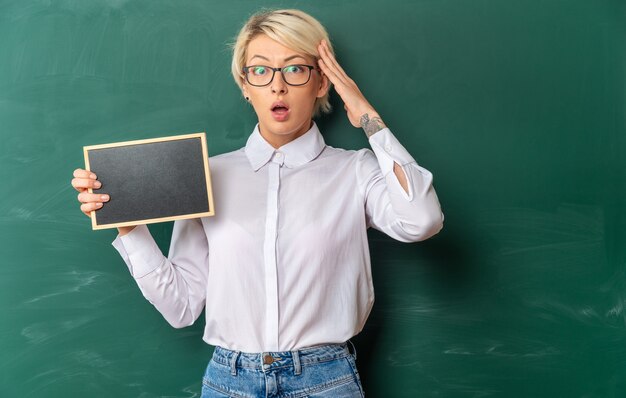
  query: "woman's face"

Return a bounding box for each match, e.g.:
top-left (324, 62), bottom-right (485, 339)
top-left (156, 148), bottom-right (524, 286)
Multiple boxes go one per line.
top-left (242, 34), bottom-right (329, 148)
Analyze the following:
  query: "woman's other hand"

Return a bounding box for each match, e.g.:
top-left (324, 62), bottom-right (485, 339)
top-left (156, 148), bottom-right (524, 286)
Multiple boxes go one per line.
top-left (71, 169), bottom-right (135, 236)
top-left (72, 168), bottom-right (109, 217)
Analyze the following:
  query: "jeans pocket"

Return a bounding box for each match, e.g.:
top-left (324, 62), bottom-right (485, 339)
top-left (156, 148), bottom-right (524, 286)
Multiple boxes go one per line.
top-left (202, 360), bottom-right (239, 398)
top-left (202, 359), bottom-right (258, 398)
top-left (292, 357), bottom-right (362, 398)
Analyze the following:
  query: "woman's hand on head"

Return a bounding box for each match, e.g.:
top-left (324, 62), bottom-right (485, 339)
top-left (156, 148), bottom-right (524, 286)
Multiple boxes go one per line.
top-left (317, 39), bottom-right (380, 128)
top-left (71, 168), bottom-right (110, 217)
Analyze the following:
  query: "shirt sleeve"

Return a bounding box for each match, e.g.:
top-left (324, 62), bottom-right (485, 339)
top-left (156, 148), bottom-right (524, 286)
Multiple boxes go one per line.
top-left (111, 218), bottom-right (209, 328)
top-left (356, 127), bottom-right (444, 242)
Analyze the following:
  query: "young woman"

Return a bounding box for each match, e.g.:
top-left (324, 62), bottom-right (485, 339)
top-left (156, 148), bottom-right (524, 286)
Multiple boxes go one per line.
top-left (71, 9), bottom-right (443, 398)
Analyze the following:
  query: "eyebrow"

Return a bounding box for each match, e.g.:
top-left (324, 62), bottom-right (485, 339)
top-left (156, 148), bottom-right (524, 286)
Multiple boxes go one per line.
top-left (248, 54), bottom-right (307, 63)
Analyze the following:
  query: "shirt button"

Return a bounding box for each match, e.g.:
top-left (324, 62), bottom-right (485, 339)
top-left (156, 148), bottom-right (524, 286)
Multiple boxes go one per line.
top-left (275, 152), bottom-right (282, 158)
top-left (385, 144), bottom-right (393, 153)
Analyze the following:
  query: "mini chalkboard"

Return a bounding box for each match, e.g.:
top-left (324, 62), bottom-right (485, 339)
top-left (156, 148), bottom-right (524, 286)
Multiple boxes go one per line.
top-left (83, 133), bottom-right (214, 230)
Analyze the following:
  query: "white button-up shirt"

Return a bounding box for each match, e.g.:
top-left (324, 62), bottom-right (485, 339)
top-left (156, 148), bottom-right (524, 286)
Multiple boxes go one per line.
top-left (112, 122), bottom-right (443, 352)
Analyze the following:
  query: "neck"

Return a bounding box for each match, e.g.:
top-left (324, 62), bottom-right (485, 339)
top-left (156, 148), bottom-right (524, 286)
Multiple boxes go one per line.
top-left (259, 120), bottom-right (313, 149)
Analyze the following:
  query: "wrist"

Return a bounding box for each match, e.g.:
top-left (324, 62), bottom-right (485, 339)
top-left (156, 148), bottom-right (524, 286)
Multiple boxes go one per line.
top-left (118, 226), bottom-right (136, 237)
top-left (360, 112), bottom-right (386, 138)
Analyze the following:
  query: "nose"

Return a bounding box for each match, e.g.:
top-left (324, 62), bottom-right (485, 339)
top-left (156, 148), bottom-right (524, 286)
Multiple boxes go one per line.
top-left (271, 71), bottom-right (288, 94)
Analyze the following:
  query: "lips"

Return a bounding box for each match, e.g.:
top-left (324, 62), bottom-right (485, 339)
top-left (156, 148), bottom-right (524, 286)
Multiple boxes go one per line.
top-left (271, 101), bottom-right (289, 112)
top-left (271, 101), bottom-right (290, 121)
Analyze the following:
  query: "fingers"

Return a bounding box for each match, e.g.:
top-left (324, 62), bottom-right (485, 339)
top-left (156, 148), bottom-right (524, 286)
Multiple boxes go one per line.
top-left (71, 168), bottom-right (100, 192)
top-left (72, 168), bottom-right (107, 217)
top-left (321, 40), bottom-right (348, 76)
top-left (77, 192), bottom-right (110, 204)
top-left (318, 58), bottom-right (341, 87)
top-left (317, 43), bottom-right (342, 85)
top-left (318, 40), bottom-right (349, 85)
top-left (72, 178), bottom-right (102, 192)
top-left (73, 168), bottom-right (96, 179)
top-left (78, 192), bottom-right (110, 218)
top-left (80, 201), bottom-right (104, 216)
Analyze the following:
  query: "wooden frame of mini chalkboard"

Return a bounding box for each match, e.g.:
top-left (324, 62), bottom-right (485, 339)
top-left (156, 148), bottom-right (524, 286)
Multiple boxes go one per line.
top-left (83, 132), bottom-right (214, 230)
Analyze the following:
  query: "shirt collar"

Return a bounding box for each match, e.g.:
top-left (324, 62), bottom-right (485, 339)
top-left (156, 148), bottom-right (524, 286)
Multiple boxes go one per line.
top-left (245, 121), bottom-right (326, 171)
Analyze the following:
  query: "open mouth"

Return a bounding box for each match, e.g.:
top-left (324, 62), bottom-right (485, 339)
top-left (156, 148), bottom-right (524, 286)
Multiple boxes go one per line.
top-left (271, 102), bottom-right (290, 121)
top-left (271, 102), bottom-right (289, 112)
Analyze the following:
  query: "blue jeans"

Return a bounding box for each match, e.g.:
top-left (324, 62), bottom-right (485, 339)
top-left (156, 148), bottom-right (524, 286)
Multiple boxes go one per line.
top-left (201, 342), bottom-right (365, 398)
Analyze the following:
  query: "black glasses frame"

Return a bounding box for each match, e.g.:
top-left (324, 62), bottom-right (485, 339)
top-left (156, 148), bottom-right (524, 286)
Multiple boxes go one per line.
top-left (242, 64), bottom-right (317, 87)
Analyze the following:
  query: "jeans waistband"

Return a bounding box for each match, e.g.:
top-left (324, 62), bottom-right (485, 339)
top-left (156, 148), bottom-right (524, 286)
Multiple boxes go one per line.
top-left (212, 342), bottom-right (354, 375)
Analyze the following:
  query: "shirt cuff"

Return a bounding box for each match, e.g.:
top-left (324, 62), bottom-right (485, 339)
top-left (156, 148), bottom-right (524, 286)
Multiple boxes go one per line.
top-left (111, 225), bottom-right (165, 279)
top-left (368, 128), bottom-right (416, 176)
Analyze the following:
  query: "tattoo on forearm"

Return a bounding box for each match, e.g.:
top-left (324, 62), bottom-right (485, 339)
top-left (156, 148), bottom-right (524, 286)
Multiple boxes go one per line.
top-left (360, 113), bottom-right (386, 138)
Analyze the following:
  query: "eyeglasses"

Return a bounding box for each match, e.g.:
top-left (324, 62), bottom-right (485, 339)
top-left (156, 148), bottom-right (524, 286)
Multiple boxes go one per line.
top-left (242, 64), bottom-right (317, 87)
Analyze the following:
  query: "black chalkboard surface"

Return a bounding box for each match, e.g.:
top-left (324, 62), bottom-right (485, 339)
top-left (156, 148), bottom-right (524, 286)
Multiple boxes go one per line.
top-left (83, 133), bottom-right (214, 229)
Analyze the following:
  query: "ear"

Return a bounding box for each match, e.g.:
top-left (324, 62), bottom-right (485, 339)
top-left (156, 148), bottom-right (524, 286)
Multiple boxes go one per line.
top-left (316, 72), bottom-right (330, 99)
top-left (241, 75), bottom-right (250, 97)
top-left (242, 85), bottom-right (250, 100)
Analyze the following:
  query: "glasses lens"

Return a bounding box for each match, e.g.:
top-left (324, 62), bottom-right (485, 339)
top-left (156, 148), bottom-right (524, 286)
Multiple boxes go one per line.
top-left (282, 65), bottom-right (311, 86)
top-left (246, 66), bottom-right (273, 86)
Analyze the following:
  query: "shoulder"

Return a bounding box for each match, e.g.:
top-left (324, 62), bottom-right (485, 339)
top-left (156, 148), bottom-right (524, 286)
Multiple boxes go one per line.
top-left (208, 147), bottom-right (247, 168)
top-left (324, 145), bottom-right (378, 171)
top-left (320, 145), bottom-right (374, 163)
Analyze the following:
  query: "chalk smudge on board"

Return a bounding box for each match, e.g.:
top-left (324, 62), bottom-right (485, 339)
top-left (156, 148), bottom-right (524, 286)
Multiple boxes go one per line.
top-left (21, 317), bottom-right (91, 345)
top-left (22, 270), bottom-right (102, 305)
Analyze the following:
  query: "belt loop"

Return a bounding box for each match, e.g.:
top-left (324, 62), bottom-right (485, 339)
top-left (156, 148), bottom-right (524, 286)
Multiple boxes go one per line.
top-left (291, 350), bottom-right (302, 375)
top-left (230, 351), bottom-right (240, 376)
top-left (348, 340), bottom-right (357, 361)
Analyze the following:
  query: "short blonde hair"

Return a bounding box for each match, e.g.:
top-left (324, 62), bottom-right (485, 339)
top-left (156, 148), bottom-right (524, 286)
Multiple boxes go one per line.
top-left (229, 9), bottom-right (334, 118)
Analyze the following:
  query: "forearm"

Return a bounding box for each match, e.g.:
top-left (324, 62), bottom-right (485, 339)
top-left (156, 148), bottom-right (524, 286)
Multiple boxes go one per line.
top-left (360, 112), bottom-right (409, 193)
top-left (361, 152), bottom-right (444, 242)
top-left (111, 221), bottom-right (208, 328)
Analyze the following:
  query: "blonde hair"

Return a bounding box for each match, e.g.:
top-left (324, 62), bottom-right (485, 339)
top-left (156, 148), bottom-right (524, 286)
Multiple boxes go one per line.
top-left (229, 9), bottom-right (334, 118)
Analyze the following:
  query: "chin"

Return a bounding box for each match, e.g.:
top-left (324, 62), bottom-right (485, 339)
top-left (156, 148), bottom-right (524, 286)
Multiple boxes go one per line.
top-left (267, 118), bottom-right (309, 135)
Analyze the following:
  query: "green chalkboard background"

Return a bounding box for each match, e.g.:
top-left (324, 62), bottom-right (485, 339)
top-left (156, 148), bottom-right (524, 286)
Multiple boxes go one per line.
top-left (1, 0), bottom-right (625, 397)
